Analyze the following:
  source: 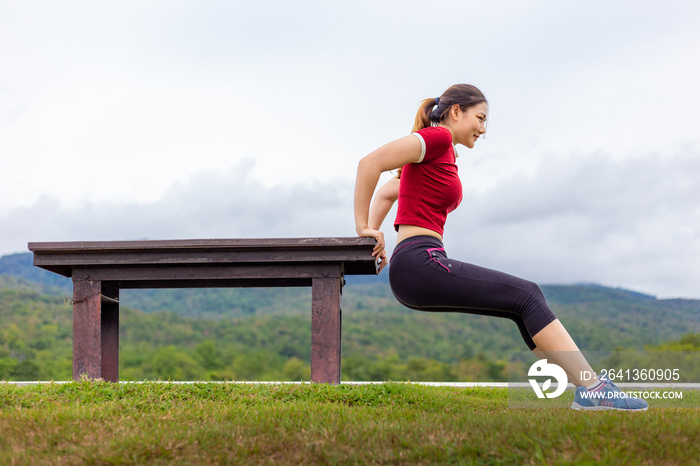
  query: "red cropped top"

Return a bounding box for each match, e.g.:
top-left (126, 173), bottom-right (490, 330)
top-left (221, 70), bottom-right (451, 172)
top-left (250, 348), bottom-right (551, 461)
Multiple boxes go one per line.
top-left (393, 126), bottom-right (463, 236)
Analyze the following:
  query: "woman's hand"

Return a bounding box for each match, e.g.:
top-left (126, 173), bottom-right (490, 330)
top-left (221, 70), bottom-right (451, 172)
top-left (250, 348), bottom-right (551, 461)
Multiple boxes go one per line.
top-left (357, 227), bottom-right (388, 272)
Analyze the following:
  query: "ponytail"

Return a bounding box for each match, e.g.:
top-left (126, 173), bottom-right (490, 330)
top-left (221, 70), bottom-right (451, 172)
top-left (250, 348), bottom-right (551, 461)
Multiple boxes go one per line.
top-left (412, 98), bottom-right (439, 132)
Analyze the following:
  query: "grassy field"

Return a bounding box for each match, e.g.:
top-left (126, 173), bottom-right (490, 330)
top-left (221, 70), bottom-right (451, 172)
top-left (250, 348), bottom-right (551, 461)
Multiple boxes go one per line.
top-left (1, 382), bottom-right (698, 465)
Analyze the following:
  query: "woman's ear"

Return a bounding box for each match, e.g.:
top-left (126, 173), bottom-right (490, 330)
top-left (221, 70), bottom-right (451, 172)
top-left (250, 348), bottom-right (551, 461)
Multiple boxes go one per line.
top-left (450, 104), bottom-right (461, 120)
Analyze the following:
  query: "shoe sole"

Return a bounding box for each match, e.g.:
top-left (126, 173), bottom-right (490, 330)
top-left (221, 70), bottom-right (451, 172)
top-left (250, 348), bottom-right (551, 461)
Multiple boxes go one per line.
top-left (571, 402), bottom-right (648, 412)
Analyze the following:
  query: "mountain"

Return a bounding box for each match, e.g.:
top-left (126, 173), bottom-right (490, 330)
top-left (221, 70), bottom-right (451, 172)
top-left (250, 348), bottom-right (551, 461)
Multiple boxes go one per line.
top-left (3, 251), bottom-right (698, 336)
top-left (1, 251), bottom-right (699, 381)
top-left (0, 252), bottom-right (71, 293)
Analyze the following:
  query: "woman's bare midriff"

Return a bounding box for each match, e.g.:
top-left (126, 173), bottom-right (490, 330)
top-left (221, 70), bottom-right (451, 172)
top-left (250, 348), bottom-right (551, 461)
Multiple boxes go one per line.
top-left (396, 225), bottom-right (443, 245)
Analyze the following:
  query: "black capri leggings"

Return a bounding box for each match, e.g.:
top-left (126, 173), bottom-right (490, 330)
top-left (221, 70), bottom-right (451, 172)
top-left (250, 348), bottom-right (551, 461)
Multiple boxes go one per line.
top-left (388, 236), bottom-right (557, 350)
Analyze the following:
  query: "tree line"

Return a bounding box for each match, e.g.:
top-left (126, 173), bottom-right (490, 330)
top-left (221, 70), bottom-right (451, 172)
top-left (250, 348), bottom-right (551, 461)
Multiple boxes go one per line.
top-left (1, 272), bottom-right (699, 382)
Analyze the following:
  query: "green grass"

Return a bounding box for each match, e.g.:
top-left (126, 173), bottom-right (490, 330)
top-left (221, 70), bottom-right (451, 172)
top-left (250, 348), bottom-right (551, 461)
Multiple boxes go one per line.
top-left (1, 382), bottom-right (698, 465)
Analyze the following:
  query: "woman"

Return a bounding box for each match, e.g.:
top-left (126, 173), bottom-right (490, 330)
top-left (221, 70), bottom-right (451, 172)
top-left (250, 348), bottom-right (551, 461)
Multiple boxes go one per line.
top-left (353, 84), bottom-right (647, 411)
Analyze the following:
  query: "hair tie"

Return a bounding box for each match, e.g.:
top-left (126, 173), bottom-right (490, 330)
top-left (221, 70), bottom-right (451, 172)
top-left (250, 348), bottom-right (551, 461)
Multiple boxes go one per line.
top-left (435, 97), bottom-right (440, 106)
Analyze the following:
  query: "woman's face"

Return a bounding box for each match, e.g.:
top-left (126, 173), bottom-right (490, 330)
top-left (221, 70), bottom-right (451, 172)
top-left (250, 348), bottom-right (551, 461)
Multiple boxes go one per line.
top-left (451, 102), bottom-right (488, 148)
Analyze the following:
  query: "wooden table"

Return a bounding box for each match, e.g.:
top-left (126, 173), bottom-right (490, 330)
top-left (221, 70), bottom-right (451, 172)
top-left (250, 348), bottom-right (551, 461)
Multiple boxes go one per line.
top-left (28, 237), bottom-right (378, 384)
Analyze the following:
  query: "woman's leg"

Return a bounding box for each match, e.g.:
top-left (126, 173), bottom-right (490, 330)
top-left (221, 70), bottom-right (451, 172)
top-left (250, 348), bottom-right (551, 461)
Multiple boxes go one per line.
top-left (531, 319), bottom-right (598, 386)
top-left (390, 237), bottom-right (599, 387)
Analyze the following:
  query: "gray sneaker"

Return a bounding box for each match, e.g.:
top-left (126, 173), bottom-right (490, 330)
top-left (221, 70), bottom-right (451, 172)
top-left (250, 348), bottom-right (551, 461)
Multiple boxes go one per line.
top-left (571, 379), bottom-right (648, 411)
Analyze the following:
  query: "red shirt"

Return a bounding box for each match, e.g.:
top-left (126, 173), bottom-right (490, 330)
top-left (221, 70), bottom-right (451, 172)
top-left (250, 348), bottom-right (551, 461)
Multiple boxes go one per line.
top-left (394, 126), bottom-right (463, 236)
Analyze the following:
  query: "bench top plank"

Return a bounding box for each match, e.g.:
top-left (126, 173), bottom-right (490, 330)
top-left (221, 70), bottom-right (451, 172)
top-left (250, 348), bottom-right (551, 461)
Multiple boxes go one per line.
top-left (29, 237), bottom-right (379, 278)
top-left (29, 237), bottom-right (375, 251)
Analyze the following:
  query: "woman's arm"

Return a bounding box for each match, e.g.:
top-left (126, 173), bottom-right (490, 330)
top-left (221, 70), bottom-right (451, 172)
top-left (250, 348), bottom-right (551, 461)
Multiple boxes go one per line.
top-left (354, 134), bottom-right (422, 270)
top-left (369, 175), bottom-right (399, 230)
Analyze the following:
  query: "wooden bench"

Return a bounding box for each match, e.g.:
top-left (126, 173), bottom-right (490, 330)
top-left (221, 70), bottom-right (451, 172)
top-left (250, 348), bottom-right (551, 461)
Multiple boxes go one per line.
top-left (28, 237), bottom-right (378, 384)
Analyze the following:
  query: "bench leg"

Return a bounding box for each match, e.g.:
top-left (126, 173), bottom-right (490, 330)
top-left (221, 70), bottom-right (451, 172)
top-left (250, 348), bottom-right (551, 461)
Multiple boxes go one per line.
top-left (72, 280), bottom-right (119, 382)
top-left (311, 276), bottom-right (342, 384)
top-left (101, 282), bottom-right (120, 382)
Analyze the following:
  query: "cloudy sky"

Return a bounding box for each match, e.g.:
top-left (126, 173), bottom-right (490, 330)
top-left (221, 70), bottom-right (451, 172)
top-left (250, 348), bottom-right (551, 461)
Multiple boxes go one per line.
top-left (1, 1), bottom-right (699, 298)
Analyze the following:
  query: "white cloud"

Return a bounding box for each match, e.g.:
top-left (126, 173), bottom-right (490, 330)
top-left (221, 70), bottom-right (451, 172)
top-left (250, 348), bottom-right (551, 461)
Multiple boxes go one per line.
top-left (446, 146), bottom-right (700, 298)
top-left (4, 159), bottom-right (354, 251)
top-left (4, 146), bottom-right (699, 299)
